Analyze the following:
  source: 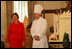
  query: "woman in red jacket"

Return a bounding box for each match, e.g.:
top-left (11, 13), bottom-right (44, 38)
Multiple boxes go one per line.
top-left (6, 13), bottom-right (25, 48)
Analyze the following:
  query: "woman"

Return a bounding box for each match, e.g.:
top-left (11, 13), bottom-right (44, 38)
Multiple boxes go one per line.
top-left (6, 13), bottom-right (25, 48)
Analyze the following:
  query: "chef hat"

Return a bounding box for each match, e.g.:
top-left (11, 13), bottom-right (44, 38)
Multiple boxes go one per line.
top-left (34, 4), bottom-right (43, 14)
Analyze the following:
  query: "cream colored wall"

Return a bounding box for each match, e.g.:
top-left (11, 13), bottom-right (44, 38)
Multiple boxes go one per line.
top-left (49, 12), bottom-right (71, 42)
top-left (35, 1), bottom-right (67, 10)
top-left (35, 1), bottom-right (71, 42)
top-left (1, 1), bottom-right (7, 42)
top-left (45, 13), bottom-right (54, 38)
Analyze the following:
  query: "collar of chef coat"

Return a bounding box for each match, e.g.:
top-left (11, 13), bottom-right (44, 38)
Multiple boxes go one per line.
top-left (35, 17), bottom-right (42, 21)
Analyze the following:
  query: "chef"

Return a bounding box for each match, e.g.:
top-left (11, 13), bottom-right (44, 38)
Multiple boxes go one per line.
top-left (31, 4), bottom-right (48, 48)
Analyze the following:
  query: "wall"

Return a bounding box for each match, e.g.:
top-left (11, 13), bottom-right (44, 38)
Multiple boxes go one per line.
top-left (28, 1), bottom-right (67, 23)
top-left (35, 1), bottom-right (67, 10)
top-left (35, 1), bottom-right (71, 43)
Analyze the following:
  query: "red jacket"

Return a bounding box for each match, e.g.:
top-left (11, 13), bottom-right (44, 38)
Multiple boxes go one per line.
top-left (6, 21), bottom-right (25, 48)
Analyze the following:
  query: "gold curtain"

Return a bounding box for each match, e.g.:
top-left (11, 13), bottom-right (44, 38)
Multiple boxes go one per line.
top-left (28, 1), bottom-right (36, 23)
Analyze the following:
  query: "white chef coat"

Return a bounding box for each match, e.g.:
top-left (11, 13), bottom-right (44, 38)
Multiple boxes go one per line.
top-left (31, 17), bottom-right (48, 48)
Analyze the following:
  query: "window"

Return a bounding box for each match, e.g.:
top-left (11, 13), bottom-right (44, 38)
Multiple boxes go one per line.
top-left (14, 1), bottom-right (28, 22)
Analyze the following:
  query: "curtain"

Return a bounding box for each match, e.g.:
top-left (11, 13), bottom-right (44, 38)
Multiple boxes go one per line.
top-left (14, 1), bottom-right (28, 22)
top-left (6, 1), bottom-right (13, 30)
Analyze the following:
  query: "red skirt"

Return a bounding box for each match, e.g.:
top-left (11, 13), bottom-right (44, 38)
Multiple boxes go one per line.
top-left (10, 39), bottom-right (22, 48)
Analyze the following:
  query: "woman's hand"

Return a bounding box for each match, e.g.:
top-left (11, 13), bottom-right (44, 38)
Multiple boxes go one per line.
top-left (22, 41), bottom-right (25, 48)
top-left (6, 43), bottom-right (10, 48)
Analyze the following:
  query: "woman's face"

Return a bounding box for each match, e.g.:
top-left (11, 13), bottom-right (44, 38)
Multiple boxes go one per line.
top-left (12, 15), bottom-right (18, 21)
top-left (34, 13), bottom-right (40, 19)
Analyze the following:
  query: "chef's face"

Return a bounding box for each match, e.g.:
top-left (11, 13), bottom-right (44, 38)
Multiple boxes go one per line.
top-left (12, 15), bottom-right (18, 21)
top-left (34, 13), bottom-right (41, 19)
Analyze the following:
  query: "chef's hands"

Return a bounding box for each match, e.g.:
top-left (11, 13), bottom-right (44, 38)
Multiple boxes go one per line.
top-left (34, 35), bottom-right (40, 41)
